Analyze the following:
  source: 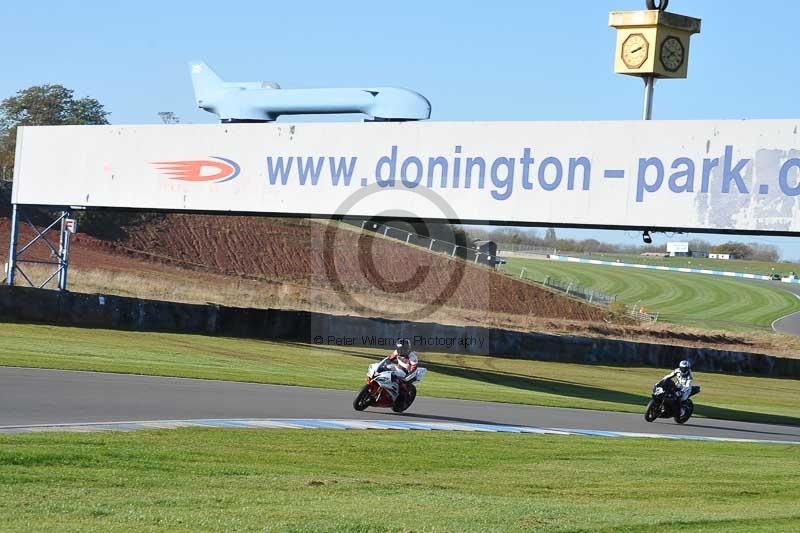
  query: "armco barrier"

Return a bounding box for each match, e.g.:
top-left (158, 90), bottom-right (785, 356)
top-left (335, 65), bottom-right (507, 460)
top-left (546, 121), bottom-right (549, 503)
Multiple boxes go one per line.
top-left (0, 285), bottom-right (798, 378)
top-left (548, 255), bottom-right (800, 283)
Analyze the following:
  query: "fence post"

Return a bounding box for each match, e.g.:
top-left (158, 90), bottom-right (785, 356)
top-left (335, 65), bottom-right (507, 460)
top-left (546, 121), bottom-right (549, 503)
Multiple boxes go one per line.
top-left (406, 232), bottom-right (412, 243)
top-left (360, 220), bottom-right (366, 230)
top-left (565, 283), bottom-right (572, 296)
top-left (6, 203), bottom-right (18, 286)
top-left (474, 253), bottom-right (480, 263)
top-left (383, 226), bottom-right (389, 236)
top-left (520, 267), bottom-right (526, 279)
top-left (429, 239), bottom-right (435, 250)
top-left (452, 244), bottom-right (458, 257)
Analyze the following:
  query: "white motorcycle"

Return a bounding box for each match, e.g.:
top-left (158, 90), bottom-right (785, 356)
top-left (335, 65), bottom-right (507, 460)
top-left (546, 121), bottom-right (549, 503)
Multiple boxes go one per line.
top-left (353, 361), bottom-right (426, 413)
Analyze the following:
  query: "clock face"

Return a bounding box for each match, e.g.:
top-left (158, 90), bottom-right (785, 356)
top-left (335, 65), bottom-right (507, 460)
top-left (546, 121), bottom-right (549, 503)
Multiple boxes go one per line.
top-left (621, 33), bottom-right (649, 69)
top-left (660, 36), bottom-right (685, 72)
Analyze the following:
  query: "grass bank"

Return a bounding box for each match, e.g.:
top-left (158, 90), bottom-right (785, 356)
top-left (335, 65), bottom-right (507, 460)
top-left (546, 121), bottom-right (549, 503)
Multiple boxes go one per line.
top-left (504, 257), bottom-right (800, 330)
top-left (1, 429), bottom-right (798, 531)
top-left (1, 322), bottom-right (798, 425)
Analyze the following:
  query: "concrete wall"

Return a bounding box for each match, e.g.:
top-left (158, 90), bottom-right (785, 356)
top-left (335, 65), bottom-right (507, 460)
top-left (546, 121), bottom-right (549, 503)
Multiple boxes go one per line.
top-left (0, 285), bottom-right (798, 378)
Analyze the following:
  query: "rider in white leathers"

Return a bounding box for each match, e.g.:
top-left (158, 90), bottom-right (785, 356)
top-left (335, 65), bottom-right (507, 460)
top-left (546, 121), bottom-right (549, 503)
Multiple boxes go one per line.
top-left (377, 338), bottom-right (418, 381)
top-left (375, 339), bottom-right (419, 404)
top-left (663, 360), bottom-right (694, 406)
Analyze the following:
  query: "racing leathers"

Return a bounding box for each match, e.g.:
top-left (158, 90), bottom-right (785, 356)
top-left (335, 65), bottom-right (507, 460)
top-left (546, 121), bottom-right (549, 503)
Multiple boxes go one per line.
top-left (377, 349), bottom-right (419, 381)
top-left (663, 367), bottom-right (694, 404)
top-left (376, 350), bottom-right (419, 400)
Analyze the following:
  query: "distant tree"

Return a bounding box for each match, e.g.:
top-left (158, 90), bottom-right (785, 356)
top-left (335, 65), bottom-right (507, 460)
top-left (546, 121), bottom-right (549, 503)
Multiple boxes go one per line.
top-left (688, 239), bottom-right (712, 252)
top-left (544, 228), bottom-right (557, 243)
top-left (711, 241), bottom-right (753, 259)
top-left (0, 84), bottom-right (109, 178)
top-left (747, 243), bottom-right (780, 262)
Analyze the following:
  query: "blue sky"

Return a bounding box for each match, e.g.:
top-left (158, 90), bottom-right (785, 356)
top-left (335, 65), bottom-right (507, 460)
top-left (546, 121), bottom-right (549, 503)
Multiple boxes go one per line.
top-left (3, 1), bottom-right (800, 259)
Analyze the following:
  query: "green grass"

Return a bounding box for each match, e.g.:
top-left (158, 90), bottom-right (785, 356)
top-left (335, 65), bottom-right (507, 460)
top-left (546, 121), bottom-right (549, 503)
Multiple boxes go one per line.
top-left (0, 429), bottom-right (798, 531)
top-left (505, 257), bottom-right (800, 330)
top-left (1, 322), bottom-right (799, 425)
top-left (564, 252), bottom-right (800, 277)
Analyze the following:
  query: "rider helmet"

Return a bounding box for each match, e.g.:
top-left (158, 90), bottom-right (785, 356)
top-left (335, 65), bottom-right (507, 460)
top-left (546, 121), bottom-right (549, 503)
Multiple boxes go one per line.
top-left (678, 360), bottom-right (691, 376)
top-left (396, 338), bottom-right (411, 357)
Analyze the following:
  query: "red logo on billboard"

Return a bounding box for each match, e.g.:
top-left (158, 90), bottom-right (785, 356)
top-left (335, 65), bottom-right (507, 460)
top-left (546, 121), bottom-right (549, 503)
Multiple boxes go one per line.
top-left (152, 156), bottom-right (240, 183)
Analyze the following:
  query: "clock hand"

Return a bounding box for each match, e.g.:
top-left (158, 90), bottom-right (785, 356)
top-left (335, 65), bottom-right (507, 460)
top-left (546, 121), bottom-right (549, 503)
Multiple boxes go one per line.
top-left (631, 46), bottom-right (643, 54)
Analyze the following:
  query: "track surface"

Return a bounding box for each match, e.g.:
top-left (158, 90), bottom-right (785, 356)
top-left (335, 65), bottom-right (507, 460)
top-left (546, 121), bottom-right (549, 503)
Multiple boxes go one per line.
top-left (2, 367), bottom-right (799, 442)
top-left (773, 283), bottom-right (800, 336)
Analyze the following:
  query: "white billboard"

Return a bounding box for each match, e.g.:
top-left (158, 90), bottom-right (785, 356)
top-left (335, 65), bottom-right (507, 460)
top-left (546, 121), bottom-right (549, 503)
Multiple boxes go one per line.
top-left (11, 119), bottom-right (800, 233)
top-left (666, 242), bottom-right (689, 253)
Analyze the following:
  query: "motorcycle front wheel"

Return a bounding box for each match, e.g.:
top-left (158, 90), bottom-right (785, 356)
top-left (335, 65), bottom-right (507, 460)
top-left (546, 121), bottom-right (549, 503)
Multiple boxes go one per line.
top-left (675, 399), bottom-right (694, 424)
top-left (644, 399), bottom-right (659, 422)
top-left (353, 384), bottom-right (373, 411)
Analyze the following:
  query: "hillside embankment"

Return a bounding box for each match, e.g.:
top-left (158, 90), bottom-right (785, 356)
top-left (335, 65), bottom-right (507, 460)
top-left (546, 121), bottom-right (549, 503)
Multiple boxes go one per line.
top-left (0, 195), bottom-right (798, 357)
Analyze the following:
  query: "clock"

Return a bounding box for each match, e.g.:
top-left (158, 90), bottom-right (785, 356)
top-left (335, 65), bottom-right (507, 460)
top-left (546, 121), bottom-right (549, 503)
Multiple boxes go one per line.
top-left (621, 33), bottom-right (649, 69)
top-left (660, 35), bottom-right (685, 72)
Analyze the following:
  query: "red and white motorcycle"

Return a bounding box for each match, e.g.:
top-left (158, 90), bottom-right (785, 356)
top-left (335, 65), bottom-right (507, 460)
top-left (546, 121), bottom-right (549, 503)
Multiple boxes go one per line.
top-left (353, 361), bottom-right (426, 413)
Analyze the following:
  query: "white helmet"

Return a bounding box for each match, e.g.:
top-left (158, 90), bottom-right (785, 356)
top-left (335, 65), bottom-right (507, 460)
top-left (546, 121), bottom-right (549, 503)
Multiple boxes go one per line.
top-left (678, 360), bottom-right (691, 375)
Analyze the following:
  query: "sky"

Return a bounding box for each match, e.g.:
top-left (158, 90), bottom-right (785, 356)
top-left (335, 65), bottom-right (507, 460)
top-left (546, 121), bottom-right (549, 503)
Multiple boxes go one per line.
top-left (2, 0), bottom-right (800, 259)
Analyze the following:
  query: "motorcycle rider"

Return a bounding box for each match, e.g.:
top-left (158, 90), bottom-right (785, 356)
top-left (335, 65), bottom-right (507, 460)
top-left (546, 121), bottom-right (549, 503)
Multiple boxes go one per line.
top-left (662, 360), bottom-right (695, 413)
top-left (376, 338), bottom-right (419, 403)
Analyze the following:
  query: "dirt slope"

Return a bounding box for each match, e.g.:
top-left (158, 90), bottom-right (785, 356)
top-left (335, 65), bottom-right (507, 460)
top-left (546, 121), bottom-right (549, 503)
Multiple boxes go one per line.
top-left (71, 214), bottom-right (605, 321)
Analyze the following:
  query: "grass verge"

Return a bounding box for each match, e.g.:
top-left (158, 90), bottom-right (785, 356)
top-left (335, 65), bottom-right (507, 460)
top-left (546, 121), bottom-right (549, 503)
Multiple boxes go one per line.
top-left (504, 257), bottom-right (800, 330)
top-left (1, 428), bottom-right (799, 531)
top-left (1, 322), bottom-right (798, 425)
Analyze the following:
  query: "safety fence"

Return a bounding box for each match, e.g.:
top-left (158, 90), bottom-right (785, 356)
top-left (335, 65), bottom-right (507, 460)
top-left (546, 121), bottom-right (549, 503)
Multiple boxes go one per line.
top-left (494, 260), bottom-right (619, 308)
top-left (496, 244), bottom-right (557, 256)
top-left (626, 304), bottom-right (659, 323)
top-left (353, 220), bottom-right (498, 267)
top-left (541, 276), bottom-right (617, 306)
top-left (548, 254), bottom-right (800, 285)
top-left (496, 263), bottom-right (667, 324)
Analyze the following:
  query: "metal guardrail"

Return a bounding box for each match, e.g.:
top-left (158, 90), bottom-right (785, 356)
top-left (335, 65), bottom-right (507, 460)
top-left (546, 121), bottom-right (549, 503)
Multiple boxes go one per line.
top-left (496, 244), bottom-right (557, 255)
top-left (626, 304), bottom-right (659, 323)
top-left (541, 275), bottom-right (617, 306)
top-left (356, 221), bottom-right (499, 266)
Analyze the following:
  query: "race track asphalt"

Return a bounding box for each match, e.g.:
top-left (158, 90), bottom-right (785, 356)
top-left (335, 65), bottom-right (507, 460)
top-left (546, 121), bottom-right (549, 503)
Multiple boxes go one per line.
top-left (1, 366), bottom-right (799, 442)
top-left (772, 282), bottom-right (800, 336)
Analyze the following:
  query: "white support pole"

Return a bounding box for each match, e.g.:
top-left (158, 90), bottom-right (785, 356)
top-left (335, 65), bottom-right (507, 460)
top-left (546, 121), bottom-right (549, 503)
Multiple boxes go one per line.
top-left (6, 204), bottom-right (18, 286)
top-left (452, 244), bottom-right (457, 257)
top-left (57, 210), bottom-right (71, 291)
top-left (642, 76), bottom-right (655, 120)
top-left (429, 239), bottom-right (435, 250)
top-left (406, 232), bottom-right (412, 243)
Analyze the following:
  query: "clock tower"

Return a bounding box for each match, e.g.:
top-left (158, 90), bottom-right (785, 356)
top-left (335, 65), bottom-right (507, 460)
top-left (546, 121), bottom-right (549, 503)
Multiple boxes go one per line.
top-left (609, 8), bottom-right (701, 80)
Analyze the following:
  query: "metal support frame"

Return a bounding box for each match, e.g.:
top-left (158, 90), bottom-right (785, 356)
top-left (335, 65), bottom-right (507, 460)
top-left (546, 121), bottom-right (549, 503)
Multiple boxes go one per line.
top-left (642, 76), bottom-right (655, 120)
top-left (5, 204), bottom-right (73, 290)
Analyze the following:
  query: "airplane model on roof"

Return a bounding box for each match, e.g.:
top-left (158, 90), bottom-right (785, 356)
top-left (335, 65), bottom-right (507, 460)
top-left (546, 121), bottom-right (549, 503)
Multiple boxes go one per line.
top-left (188, 61), bottom-right (431, 123)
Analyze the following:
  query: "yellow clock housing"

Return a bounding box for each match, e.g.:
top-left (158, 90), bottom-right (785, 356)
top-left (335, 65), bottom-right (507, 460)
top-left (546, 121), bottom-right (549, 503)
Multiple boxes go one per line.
top-left (609, 10), bottom-right (701, 79)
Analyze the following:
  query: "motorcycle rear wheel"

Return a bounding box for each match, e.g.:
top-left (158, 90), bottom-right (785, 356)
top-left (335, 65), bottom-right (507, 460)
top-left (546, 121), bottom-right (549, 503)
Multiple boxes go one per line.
top-left (353, 384), bottom-right (373, 411)
top-left (675, 399), bottom-right (694, 424)
top-left (392, 384), bottom-right (417, 413)
top-left (644, 399), bottom-right (659, 422)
